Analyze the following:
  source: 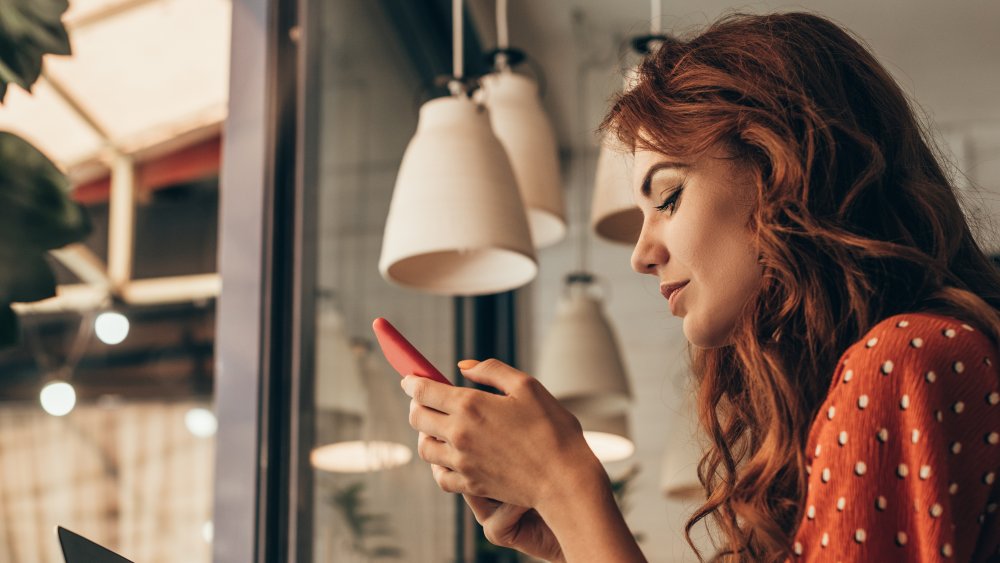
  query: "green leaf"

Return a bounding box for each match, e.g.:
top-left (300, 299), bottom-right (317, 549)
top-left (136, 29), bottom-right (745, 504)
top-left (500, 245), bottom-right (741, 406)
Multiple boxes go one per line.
top-left (0, 303), bottom-right (17, 347)
top-left (0, 0), bottom-right (71, 101)
top-left (0, 131), bottom-right (90, 249)
top-left (0, 249), bottom-right (56, 303)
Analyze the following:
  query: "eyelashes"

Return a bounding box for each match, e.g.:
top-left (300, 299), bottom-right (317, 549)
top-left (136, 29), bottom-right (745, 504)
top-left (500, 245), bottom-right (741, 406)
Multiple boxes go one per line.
top-left (654, 186), bottom-right (684, 214)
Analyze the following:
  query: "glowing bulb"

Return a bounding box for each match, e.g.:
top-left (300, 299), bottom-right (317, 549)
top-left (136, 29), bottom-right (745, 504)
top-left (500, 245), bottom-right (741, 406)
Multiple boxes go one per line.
top-left (95, 311), bottom-right (129, 345)
top-left (40, 381), bottom-right (76, 416)
top-left (201, 521), bottom-right (213, 543)
top-left (185, 407), bottom-right (218, 437)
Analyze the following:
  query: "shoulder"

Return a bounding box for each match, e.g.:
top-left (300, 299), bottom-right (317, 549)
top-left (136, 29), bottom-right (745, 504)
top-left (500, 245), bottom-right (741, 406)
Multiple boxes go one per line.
top-left (837, 311), bottom-right (998, 382)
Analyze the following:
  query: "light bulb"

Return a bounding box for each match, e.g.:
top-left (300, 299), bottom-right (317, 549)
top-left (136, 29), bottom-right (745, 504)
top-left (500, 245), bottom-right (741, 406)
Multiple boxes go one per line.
top-left (185, 407), bottom-right (218, 438)
top-left (201, 521), bottom-right (213, 543)
top-left (40, 381), bottom-right (76, 416)
top-left (95, 311), bottom-right (130, 345)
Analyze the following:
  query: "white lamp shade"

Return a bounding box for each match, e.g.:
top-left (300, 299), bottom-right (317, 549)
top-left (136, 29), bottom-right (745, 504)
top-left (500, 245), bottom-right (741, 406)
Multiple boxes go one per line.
top-left (316, 305), bottom-right (367, 416)
top-left (537, 279), bottom-right (632, 417)
top-left (590, 139), bottom-right (641, 245)
top-left (310, 440), bottom-right (413, 473)
top-left (660, 391), bottom-right (707, 501)
top-left (479, 71), bottom-right (567, 248)
top-left (312, 340), bottom-right (413, 473)
top-left (379, 95), bottom-right (537, 296)
top-left (578, 411), bottom-right (635, 463)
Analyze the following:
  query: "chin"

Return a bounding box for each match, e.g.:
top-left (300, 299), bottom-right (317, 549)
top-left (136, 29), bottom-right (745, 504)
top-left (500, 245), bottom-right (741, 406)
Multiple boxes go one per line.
top-left (682, 316), bottom-right (734, 349)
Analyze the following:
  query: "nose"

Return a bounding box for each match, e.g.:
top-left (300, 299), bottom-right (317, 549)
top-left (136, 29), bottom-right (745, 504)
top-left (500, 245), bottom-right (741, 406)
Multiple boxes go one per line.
top-left (630, 218), bottom-right (667, 274)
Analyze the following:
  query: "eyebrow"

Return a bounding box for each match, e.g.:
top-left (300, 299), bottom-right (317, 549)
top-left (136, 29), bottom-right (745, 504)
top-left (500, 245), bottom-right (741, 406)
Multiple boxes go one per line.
top-left (640, 161), bottom-right (690, 198)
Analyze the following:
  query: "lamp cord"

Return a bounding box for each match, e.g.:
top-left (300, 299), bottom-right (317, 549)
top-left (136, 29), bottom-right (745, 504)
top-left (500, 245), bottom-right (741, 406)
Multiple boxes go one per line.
top-left (453, 0), bottom-right (463, 80)
top-left (497, 0), bottom-right (509, 51)
top-left (650, 0), bottom-right (661, 35)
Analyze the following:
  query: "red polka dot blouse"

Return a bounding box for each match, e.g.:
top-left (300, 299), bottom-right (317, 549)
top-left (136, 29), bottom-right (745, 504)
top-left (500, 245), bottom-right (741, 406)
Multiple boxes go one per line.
top-left (787, 312), bottom-right (1000, 562)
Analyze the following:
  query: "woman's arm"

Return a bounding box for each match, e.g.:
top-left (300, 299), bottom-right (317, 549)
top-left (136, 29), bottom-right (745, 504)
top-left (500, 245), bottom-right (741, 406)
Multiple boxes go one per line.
top-left (537, 462), bottom-right (648, 563)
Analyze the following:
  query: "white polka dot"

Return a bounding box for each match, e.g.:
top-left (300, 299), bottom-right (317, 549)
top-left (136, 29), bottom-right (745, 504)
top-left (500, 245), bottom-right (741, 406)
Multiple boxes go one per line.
top-left (943, 328), bottom-right (956, 338)
top-left (942, 543), bottom-right (953, 557)
top-left (877, 428), bottom-right (889, 442)
top-left (793, 541), bottom-right (802, 555)
top-left (882, 360), bottom-right (894, 374)
top-left (897, 320), bottom-right (910, 327)
top-left (954, 361), bottom-right (965, 373)
top-left (951, 442), bottom-right (962, 454)
top-left (821, 532), bottom-right (829, 547)
top-left (930, 503), bottom-right (943, 517)
top-left (920, 465), bottom-right (932, 480)
top-left (805, 465), bottom-right (812, 475)
top-left (843, 369), bottom-right (854, 382)
top-left (926, 371), bottom-right (937, 383)
top-left (988, 503), bottom-right (998, 513)
top-left (855, 529), bottom-right (866, 543)
top-left (910, 338), bottom-right (924, 348)
top-left (989, 392), bottom-right (999, 405)
top-left (838, 431), bottom-right (849, 446)
top-left (962, 323), bottom-right (975, 331)
top-left (815, 444), bottom-right (822, 457)
top-left (897, 463), bottom-right (909, 478)
top-left (821, 468), bottom-right (831, 483)
top-left (867, 337), bottom-right (878, 348)
top-left (807, 505), bottom-right (816, 519)
top-left (912, 429), bottom-right (920, 444)
top-left (827, 406), bottom-right (835, 420)
top-left (985, 472), bottom-right (996, 485)
top-left (936, 410), bottom-right (944, 422)
top-left (858, 394), bottom-right (869, 409)
top-left (953, 401), bottom-right (965, 414)
top-left (855, 462), bottom-right (867, 476)
top-left (987, 432), bottom-right (999, 445)
top-left (949, 482), bottom-right (959, 495)
top-left (837, 497), bottom-right (846, 511)
top-left (900, 394), bottom-right (910, 409)
top-left (978, 513), bottom-right (986, 524)
top-left (876, 496), bottom-right (888, 511)
top-left (986, 357), bottom-right (993, 367)
top-left (896, 531), bottom-right (908, 546)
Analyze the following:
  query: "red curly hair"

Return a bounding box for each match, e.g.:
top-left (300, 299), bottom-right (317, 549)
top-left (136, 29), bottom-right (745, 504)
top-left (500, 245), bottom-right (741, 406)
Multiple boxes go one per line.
top-left (602, 11), bottom-right (1000, 562)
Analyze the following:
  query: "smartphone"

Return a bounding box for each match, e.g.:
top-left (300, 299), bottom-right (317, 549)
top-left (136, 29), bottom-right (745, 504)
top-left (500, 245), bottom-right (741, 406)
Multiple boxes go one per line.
top-left (372, 317), bottom-right (453, 386)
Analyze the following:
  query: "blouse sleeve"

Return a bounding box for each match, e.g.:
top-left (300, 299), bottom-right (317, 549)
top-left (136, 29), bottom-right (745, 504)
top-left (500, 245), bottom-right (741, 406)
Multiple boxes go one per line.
top-left (789, 315), bottom-right (1000, 562)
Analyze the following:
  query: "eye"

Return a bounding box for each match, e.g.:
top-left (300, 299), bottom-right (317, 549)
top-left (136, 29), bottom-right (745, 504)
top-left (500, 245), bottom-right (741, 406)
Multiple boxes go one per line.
top-left (654, 187), bottom-right (683, 215)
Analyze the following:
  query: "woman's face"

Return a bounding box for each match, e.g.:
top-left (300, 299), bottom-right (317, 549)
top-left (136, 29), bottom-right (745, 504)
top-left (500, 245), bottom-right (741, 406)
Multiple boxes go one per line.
top-left (630, 144), bottom-right (763, 348)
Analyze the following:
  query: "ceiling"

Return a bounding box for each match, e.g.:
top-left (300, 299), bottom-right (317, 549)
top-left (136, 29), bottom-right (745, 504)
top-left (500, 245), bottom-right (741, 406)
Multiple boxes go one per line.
top-left (467, 0), bottom-right (1000, 151)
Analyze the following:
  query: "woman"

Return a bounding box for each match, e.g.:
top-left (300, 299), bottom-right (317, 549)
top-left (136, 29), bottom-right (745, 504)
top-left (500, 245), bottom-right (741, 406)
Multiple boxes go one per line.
top-left (401, 12), bottom-right (1000, 562)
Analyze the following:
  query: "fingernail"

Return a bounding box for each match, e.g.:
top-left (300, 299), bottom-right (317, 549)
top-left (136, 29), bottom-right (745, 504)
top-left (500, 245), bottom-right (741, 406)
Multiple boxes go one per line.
top-left (457, 359), bottom-right (479, 370)
top-left (400, 376), bottom-right (413, 395)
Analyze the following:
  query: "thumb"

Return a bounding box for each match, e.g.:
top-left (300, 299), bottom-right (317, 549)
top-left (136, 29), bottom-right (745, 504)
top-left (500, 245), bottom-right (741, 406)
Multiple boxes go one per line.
top-left (457, 358), bottom-right (524, 394)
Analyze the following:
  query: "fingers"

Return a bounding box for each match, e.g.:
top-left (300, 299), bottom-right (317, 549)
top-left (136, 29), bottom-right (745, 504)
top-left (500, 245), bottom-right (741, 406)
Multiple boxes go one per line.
top-left (458, 358), bottom-right (529, 395)
top-left (418, 432), bottom-right (458, 471)
top-left (409, 399), bottom-right (451, 441)
top-left (401, 376), bottom-right (478, 415)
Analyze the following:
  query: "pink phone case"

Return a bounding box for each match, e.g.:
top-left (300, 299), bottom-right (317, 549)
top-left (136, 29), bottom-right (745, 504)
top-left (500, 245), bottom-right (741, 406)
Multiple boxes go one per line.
top-left (372, 317), bottom-right (452, 386)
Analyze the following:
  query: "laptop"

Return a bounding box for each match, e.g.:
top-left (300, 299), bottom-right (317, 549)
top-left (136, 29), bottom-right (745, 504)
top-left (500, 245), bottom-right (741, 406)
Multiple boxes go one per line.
top-left (57, 526), bottom-right (134, 563)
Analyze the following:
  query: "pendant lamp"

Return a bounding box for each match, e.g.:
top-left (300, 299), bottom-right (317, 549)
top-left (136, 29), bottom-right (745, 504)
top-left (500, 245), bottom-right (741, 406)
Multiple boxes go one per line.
top-left (477, 0), bottom-right (566, 249)
top-left (536, 273), bottom-right (632, 417)
top-left (660, 386), bottom-right (707, 501)
top-left (590, 138), bottom-right (641, 245)
top-left (578, 410), bottom-right (635, 463)
top-left (311, 338), bottom-right (413, 473)
top-left (591, 1), bottom-right (672, 245)
top-left (378, 0), bottom-right (536, 296)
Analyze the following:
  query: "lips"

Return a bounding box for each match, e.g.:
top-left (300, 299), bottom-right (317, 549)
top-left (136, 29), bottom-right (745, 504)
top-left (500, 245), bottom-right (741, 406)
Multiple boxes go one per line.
top-left (660, 280), bottom-right (690, 302)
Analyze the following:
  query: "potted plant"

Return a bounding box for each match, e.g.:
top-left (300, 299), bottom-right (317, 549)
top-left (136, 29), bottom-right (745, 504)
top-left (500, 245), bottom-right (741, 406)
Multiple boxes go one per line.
top-left (0, 0), bottom-right (91, 347)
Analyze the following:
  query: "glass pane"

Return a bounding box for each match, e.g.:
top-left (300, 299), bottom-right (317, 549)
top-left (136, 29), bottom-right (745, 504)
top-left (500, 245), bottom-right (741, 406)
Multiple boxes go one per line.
top-left (0, 0), bottom-right (226, 560)
top-left (307, 1), bottom-right (456, 562)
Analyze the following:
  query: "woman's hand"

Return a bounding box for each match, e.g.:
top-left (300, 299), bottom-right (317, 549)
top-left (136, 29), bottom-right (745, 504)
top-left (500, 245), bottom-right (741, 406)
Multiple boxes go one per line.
top-left (401, 358), bottom-right (604, 520)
